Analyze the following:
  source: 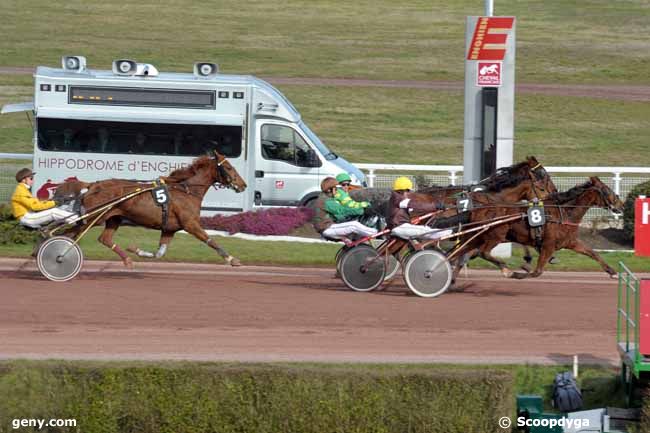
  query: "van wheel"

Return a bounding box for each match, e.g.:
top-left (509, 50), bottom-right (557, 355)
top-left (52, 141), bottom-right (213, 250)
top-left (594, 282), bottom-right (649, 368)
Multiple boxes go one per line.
top-left (303, 197), bottom-right (318, 210)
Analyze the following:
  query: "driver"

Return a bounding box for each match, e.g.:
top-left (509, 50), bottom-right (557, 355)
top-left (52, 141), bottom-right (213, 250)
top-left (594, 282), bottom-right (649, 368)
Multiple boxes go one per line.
top-left (312, 177), bottom-right (377, 242)
top-left (334, 173), bottom-right (370, 210)
top-left (11, 168), bottom-right (76, 228)
top-left (388, 177), bottom-right (452, 241)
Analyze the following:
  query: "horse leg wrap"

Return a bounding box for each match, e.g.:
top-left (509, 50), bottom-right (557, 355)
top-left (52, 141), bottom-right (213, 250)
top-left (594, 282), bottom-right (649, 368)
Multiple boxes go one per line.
top-left (111, 244), bottom-right (129, 261)
top-left (127, 246), bottom-right (154, 258)
top-left (155, 244), bottom-right (168, 259)
top-left (206, 239), bottom-right (228, 258)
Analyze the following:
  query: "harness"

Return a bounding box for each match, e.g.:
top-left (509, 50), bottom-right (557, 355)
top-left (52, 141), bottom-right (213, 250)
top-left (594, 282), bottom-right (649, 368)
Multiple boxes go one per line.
top-left (150, 178), bottom-right (170, 231)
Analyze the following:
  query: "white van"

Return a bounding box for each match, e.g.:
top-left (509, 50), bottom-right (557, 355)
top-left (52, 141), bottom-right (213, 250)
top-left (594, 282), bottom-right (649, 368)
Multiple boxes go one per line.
top-left (1, 56), bottom-right (365, 213)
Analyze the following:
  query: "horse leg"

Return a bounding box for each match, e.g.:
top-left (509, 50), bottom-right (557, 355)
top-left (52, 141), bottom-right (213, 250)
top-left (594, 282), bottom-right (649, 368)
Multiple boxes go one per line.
top-left (450, 247), bottom-right (478, 284)
top-left (478, 241), bottom-right (515, 278)
top-left (98, 217), bottom-right (133, 269)
top-left (521, 245), bottom-right (534, 272)
top-left (513, 244), bottom-right (556, 279)
top-left (128, 231), bottom-right (176, 259)
top-left (566, 239), bottom-right (617, 278)
top-left (182, 221), bottom-right (241, 266)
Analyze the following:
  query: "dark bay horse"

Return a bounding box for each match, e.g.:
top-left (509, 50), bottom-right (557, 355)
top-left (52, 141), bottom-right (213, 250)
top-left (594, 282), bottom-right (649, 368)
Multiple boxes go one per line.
top-left (383, 157), bottom-right (557, 261)
top-left (63, 152), bottom-right (247, 268)
top-left (452, 176), bottom-right (624, 279)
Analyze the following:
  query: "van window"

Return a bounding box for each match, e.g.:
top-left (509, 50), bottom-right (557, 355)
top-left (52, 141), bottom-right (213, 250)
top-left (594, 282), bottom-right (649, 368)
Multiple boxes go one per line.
top-left (37, 118), bottom-right (242, 158)
top-left (260, 124), bottom-right (321, 167)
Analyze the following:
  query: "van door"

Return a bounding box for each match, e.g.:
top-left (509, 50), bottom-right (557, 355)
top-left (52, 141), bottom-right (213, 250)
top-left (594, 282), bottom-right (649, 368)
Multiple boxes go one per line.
top-left (254, 120), bottom-right (321, 206)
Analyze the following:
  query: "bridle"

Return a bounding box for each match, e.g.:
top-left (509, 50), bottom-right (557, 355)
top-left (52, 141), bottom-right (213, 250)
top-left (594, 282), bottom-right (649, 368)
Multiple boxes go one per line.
top-left (212, 151), bottom-right (242, 193)
top-left (527, 162), bottom-right (553, 201)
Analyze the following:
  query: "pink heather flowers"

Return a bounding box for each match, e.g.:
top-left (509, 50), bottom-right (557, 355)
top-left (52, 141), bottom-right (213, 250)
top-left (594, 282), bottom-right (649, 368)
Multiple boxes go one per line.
top-left (201, 207), bottom-right (315, 236)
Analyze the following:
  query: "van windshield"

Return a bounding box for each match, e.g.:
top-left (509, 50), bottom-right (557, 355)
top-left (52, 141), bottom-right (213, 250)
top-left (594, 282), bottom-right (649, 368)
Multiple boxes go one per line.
top-left (299, 121), bottom-right (337, 161)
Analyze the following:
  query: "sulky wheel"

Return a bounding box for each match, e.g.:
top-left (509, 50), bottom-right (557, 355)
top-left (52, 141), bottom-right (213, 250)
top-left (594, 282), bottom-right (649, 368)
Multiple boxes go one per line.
top-left (340, 244), bottom-right (386, 292)
top-left (383, 253), bottom-right (401, 282)
top-left (335, 245), bottom-right (349, 278)
top-left (36, 236), bottom-right (84, 282)
top-left (403, 250), bottom-right (452, 298)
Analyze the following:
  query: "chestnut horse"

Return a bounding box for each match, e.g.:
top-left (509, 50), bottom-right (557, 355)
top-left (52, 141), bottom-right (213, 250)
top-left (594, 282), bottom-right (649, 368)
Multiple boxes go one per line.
top-left (451, 176), bottom-right (624, 279)
top-left (62, 151), bottom-right (247, 268)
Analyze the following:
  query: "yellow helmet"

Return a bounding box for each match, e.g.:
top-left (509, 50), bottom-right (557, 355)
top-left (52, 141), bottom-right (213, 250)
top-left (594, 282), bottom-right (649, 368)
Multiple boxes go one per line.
top-left (393, 177), bottom-right (413, 191)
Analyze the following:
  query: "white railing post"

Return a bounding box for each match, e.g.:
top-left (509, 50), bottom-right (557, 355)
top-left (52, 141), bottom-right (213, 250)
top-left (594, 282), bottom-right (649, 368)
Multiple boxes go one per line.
top-left (367, 169), bottom-right (375, 188)
top-left (613, 171), bottom-right (622, 196)
top-left (449, 170), bottom-right (457, 186)
top-left (613, 171), bottom-right (622, 220)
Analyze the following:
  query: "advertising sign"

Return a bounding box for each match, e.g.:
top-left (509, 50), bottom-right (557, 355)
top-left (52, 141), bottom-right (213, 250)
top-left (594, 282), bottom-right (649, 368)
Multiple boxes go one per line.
top-left (635, 197), bottom-right (650, 257)
top-left (477, 61), bottom-right (501, 86)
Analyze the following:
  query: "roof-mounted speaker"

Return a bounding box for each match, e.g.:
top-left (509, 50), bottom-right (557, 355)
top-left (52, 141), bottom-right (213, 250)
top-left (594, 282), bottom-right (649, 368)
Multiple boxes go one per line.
top-left (62, 56), bottom-right (87, 73)
top-left (194, 62), bottom-right (219, 78)
top-left (112, 59), bottom-right (137, 76)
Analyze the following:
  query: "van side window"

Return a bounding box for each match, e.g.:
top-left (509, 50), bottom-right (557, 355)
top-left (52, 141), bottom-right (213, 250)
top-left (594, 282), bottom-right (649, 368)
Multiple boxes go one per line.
top-left (36, 118), bottom-right (243, 158)
top-left (261, 124), bottom-right (321, 167)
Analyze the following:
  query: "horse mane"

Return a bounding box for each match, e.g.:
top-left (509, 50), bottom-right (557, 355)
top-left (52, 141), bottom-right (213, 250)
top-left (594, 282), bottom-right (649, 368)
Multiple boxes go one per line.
top-left (549, 179), bottom-right (594, 204)
top-left (165, 155), bottom-right (213, 183)
top-left (479, 161), bottom-right (531, 192)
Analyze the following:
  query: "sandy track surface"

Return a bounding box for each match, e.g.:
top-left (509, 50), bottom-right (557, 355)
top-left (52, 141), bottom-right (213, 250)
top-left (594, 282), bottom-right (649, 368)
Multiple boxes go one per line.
top-left (1, 66), bottom-right (648, 101)
top-left (0, 258), bottom-right (622, 365)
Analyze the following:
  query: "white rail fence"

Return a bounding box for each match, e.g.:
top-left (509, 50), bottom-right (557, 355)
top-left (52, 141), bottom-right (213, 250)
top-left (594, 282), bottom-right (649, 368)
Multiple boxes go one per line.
top-left (356, 163), bottom-right (650, 222)
top-left (1, 154), bottom-right (649, 221)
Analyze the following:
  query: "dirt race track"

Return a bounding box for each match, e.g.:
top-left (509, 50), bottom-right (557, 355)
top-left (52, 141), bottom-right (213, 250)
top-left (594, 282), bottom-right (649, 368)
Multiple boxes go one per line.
top-left (0, 258), bottom-right (627, 365)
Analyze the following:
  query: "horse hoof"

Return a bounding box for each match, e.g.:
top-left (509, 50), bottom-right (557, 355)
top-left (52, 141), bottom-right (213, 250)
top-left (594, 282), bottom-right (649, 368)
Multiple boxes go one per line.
top-left (229, 257), bottom-right (242, 267)
top-left (500, 268), bottom-right (513, 278)
top-left (123, 257), bottom-right (134, 269)
top-left (549, 256), bottom-right (559, 264)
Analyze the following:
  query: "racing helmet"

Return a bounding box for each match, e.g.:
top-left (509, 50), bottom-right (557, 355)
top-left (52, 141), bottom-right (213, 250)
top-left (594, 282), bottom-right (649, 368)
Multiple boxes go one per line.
top-left (393, 177), bottom-right (413, 191)
top-left (321, 177), bottom-right (338, 192)
top-left (335, 173), bottom-right (352, 184)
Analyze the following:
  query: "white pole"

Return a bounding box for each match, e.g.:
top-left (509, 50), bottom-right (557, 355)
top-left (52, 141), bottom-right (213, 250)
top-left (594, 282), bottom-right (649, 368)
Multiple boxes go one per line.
top-left (485, 0), bottom-right (494, 16)
top-left (573, 355), bottom-right (579, 378)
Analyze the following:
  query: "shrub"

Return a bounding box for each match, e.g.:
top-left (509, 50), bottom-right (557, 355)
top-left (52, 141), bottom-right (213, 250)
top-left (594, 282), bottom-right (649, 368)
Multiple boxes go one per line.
top-left (0, 362), bottom-right (515, 433)
top-left (622, 180), bottom-right (650, 241)
top-left (0, 204), bottom-right (39, 245)
top-left (201, 207), bottom-right (315, 236)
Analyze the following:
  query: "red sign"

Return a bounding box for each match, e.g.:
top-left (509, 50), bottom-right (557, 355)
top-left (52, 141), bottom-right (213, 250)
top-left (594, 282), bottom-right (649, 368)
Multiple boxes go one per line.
top-left (36, 176), bottom-right (80, 200)
top-left (477, 62), bottom-right (501, 86)
top-left (467, 17), bottom-right (515, 61)
top-left (635, 197), bottom-right (650, 257)
top-left (275, 180), bottom-right (285, 189)
top-left (640, 279), bottom-right (650, 355)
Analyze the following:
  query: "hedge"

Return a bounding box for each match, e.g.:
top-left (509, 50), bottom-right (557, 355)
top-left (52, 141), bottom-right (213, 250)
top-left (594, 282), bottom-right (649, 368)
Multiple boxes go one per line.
top-left (623, 180), bottom-right (650, 241)
top-left (0, 204), bottom-right (39, 245)
top-left (0, 362), bottom-right (514, 433)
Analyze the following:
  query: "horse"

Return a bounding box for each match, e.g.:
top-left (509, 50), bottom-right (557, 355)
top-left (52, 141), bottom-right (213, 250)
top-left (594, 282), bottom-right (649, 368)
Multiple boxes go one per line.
top-left (451, 176), bottom-right (624, 280)
top-left (382, 157), bottom-right (557, 263)
top-left (61, 151), bottom-right (247, 268)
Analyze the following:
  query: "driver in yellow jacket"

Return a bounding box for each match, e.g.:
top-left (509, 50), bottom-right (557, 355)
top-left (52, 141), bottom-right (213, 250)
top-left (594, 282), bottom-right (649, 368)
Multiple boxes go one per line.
top-left (11, 168), bottom-right (76, 228)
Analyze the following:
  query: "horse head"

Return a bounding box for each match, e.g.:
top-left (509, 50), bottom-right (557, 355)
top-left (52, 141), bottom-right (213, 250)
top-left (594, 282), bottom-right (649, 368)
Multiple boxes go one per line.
top-left (525, 156), bottom-right (557, 198)
top-left (213, 150), bottom-right (247, 193)
top-left (589, 176), bottom-right (624, 215)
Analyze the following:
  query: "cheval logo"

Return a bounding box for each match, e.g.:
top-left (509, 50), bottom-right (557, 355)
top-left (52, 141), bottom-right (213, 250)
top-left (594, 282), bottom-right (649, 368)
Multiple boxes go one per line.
top-left (275, 180), bottom-right (285, 189)
top-left (467, 17), bottom-right (515, 61)
top-left (36, 176), bottom-right (80, 200)
top-left (477, 62), bottom-right (501, 86)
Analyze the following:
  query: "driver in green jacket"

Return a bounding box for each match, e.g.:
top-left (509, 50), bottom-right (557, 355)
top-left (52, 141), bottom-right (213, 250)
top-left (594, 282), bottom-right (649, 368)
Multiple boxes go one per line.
top-left (334, 173), bottom-right (370, 210)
